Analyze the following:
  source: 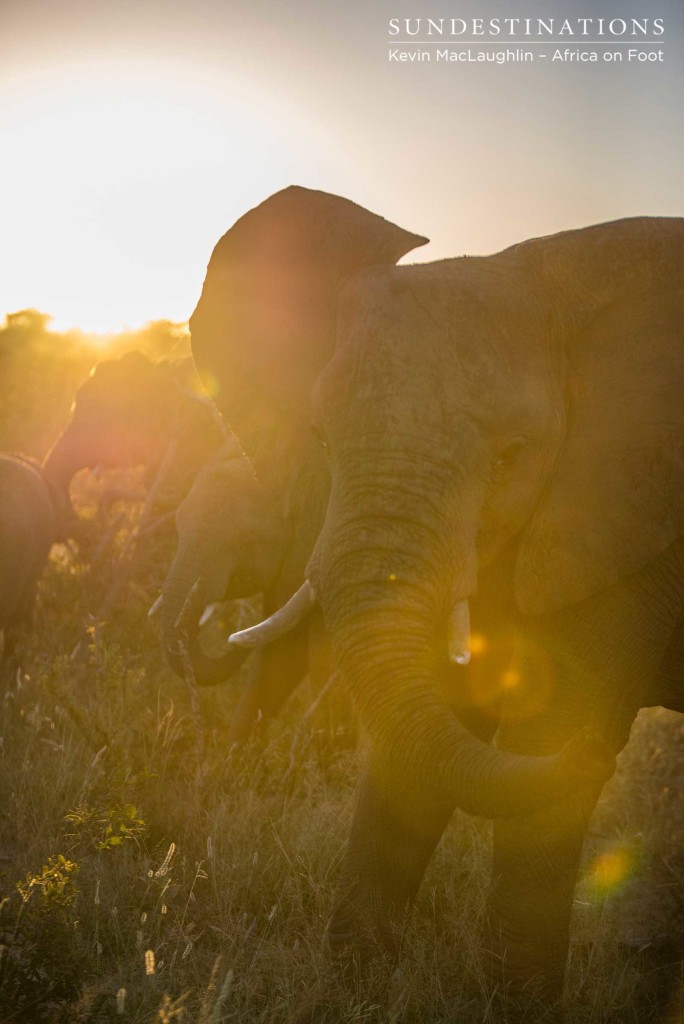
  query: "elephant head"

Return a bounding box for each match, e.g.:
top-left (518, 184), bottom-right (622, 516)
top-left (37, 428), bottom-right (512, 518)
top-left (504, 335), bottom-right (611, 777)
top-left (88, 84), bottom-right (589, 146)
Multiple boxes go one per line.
top-left (157, 443), bottom-right (290, 685)
top-left (42, 350), bottom-right (227, 520)
top-left (191, 188), bottom-right (640, 819)
top-left (186, 185), bottom-right (427, 691)
top-left (306, 212), bottom-right (683, 813)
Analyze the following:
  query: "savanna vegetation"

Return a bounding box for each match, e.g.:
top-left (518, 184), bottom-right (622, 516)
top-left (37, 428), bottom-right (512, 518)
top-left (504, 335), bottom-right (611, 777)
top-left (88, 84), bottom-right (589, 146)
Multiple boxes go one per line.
top-left (1, 311), bottom-right (684, 1023)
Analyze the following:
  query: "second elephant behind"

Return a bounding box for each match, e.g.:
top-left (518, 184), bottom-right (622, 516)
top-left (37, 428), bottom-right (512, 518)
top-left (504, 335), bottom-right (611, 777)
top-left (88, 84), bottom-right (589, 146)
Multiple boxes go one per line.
top-left (157, 443), bottom-right (329, 742)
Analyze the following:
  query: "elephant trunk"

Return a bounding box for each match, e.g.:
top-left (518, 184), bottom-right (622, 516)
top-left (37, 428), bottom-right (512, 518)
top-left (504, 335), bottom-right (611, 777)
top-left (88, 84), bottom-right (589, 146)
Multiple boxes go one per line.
top-left (42, 429), bottom-right (94, 494)
top-left (42, 434), bottom-right (91, 541)
top-left (313, 507), bottom-right (614, 819)
top-left (159, 557), bottom-right (249, 686)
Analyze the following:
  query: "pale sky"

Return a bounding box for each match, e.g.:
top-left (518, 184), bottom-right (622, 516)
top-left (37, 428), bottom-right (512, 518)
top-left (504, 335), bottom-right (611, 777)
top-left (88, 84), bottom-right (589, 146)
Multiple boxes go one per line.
top-left (1, 0), bottom-right (682, 332)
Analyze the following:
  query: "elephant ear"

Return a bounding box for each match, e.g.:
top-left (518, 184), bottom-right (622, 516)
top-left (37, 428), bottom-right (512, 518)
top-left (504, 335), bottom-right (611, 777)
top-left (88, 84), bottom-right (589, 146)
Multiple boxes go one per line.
top-left (515, 291), bottom-right (684, 615)
top-left (190, 186), bottom-right (428, 456)
top-left (208, 185), bottom-right (428, 277)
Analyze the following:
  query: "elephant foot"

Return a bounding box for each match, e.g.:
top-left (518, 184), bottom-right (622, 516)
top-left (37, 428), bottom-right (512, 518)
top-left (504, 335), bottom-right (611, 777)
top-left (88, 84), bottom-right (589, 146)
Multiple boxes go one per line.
top-left (327, 888), bottom-right (405, 983)
top-left (289, 967), bottom-right (410, 1024)
top-left (481, 962), bottom-right (565, 1023)
top-left (500, 995), bottom-right (566, 1024)
top-left (483, 917), bottom-right (567, 1014)
top-left (1, 655), bottom-right (23, 697)
top-left (598, 938), bottom-right (684, 1023)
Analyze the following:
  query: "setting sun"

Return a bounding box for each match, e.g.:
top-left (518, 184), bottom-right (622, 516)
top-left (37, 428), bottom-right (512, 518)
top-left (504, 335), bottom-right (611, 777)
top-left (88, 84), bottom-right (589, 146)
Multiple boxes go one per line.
top-left (0, 58), bottom-right (339, 332)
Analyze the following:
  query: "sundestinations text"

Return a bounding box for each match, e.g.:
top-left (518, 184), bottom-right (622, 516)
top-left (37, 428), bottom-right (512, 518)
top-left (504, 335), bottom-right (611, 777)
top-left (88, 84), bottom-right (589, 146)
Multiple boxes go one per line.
top-left (388, 17), bottom-right (664, 38)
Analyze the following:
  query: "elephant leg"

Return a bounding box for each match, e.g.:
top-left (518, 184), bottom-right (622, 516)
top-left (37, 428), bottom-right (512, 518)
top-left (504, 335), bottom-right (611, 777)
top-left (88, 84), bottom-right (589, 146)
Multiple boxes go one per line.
top-left (325, 628), bottom-right (505, 962)
top-left (228, 617), bottom-right (309, 744)
top-left (489, 784), bottom-right (603, 1000)
top-left (653, 608), bottom-right (684, 713)
top-left (328, 750), bottom-right (458, 962)
top-left (2, 582), bottom-right (35, 664)
top-left (489, 683), bottom-right (636, 1005)
top-left (2, 627), bottom-right (17, 661)
top-left (328, 707), bottom-right (497, 963)
top-left (489, 544), bottom-right (684, 1002)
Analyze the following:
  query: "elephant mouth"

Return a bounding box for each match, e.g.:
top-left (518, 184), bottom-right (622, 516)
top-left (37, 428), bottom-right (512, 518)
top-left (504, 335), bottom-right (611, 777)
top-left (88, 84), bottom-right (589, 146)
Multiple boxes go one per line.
top-left (227, 579), bottom-right (473, 666)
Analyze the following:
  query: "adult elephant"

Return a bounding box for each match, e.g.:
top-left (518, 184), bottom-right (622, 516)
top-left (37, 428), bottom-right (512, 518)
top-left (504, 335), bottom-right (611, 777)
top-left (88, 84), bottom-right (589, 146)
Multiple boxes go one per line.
top-left (189, 187), bottom-right (683, 1002)
top-left (156, 443), bottom-right (326, 742)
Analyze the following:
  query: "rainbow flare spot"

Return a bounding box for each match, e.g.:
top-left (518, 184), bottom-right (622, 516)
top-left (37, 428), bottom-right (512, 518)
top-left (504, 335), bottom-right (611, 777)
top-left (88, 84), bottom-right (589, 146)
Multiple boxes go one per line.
top-left (586, 843), bottom-right (636, 898)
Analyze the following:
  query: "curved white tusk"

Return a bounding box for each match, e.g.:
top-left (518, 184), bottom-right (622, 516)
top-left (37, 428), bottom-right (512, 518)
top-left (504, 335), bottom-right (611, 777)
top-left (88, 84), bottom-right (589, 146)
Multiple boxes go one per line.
top-left (148, 595), bottom-right (163, 619)
top-left (228, 581), bottom-right (316, 649)
top-left (199, 602), bottom-right (220, 627)
top-left (448, 599), bottom-right (471, 666)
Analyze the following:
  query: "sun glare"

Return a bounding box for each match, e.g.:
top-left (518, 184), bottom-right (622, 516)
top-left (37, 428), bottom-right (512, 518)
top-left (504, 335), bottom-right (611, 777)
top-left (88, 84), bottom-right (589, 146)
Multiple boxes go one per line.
top-left (0, 59), bottom-right (315, 334)
top-left (78, 330), bottom-right (122, 350)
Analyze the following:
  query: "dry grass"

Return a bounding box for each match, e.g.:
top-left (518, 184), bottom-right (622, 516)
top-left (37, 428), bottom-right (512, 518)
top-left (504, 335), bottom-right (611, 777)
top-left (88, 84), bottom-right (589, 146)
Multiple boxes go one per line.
top-left (2, 497), bottom-right (684, 1023)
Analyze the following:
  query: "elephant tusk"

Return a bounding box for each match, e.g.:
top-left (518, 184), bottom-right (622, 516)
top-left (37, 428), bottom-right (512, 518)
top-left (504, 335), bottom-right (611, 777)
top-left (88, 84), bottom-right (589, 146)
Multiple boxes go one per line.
top-left (448, 599), bottom-right (471, 665)
top-left (174, 579), bottom-right (201, 630)
top-left (199, 602), bottom-right (220, 627)
top-left (228, 581), bottom-right (316, 649)
top-left (148, 595), bottom-right (163, 619)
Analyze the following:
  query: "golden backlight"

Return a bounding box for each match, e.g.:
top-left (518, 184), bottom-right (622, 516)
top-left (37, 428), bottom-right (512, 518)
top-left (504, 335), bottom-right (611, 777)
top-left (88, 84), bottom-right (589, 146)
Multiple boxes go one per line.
top-left (0, 60), bottom-right (320, 334)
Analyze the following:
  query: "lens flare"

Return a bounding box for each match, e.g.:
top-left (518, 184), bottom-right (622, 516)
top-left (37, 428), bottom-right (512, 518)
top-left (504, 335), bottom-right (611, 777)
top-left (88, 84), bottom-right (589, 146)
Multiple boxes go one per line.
top-left (469, 632), bottom-right (488, 657)
top-left (200, 371), bottom-right (220, 399)
top-left (458, 631), bottom-right (556, 721)
top-left (586, 843), bottom-right (636, 898)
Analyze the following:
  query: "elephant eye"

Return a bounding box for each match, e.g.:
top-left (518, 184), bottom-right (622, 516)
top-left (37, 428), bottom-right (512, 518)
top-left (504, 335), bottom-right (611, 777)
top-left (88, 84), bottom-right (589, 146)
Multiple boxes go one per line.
top-left (493, 441), bottom-right (525, 472)
top-left (310, 424), bottom-right (329, 451)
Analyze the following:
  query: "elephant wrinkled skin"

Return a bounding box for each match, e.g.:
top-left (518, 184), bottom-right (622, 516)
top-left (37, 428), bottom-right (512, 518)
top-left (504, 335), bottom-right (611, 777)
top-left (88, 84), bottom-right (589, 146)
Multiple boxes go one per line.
top-left (190, 186), bottom-right (684, 1001)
